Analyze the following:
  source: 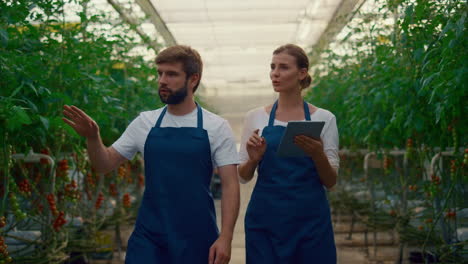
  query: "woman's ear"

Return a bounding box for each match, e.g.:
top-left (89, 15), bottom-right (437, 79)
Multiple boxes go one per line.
top-left (298, 68), bottom-right (308, 81)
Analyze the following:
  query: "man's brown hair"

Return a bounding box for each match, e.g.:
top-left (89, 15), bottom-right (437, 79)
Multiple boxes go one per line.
top-left (155, 45), bottom-right (203, 92)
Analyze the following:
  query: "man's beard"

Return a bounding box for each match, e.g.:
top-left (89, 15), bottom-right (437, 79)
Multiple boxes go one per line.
top-left (158, 81), bottom-right (189, 105)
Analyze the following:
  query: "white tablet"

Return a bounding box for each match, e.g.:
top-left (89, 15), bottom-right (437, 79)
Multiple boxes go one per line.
top-left (277, 121), bottom-right (325, 157)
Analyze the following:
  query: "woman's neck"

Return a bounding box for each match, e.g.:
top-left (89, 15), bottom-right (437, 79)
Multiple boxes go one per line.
top-left (277, 90), bottom-right (303, 111)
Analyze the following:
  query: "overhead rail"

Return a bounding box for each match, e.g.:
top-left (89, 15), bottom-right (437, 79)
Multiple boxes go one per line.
top-left (309, 0), bottom-right (366, 65)
top-left (134, 0), bottom-right (177, 46)
top-left (107, 0), bottom-right (161, 51)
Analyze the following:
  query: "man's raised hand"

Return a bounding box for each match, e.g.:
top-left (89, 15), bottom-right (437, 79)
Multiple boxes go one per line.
top-left (62, 105), bottom-right (100, 139)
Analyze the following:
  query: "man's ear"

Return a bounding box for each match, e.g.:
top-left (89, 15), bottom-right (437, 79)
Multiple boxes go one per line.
top-left (188, 73), bottom-right (200, 92)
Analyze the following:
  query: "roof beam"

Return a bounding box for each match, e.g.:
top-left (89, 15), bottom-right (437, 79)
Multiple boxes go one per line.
top-left (309, 0), bottom-right (366, 65)
top-left (135, 0), bottom-right (177, 46)
top-left (107, 0), bottom-right (160, 51)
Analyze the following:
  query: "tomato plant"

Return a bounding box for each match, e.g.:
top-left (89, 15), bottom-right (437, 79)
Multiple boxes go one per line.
top-left (0, 0), bottom-right (162, 262)
top-left (307, 0), bottom-right (467, 262)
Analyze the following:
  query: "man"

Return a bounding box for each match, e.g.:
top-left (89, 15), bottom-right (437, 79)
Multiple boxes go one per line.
top-left (63, 45), bottom-right (240, 264)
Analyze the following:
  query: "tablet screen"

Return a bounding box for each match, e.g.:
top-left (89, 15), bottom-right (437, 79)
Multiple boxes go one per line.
top-left (277, 121), bottom-right (325, 157)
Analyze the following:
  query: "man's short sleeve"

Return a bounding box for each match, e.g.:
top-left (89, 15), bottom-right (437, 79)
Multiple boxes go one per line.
top-left (112, 115), bottom-right (143, 160)
top-left (212, 120), bottom-right (239, 168)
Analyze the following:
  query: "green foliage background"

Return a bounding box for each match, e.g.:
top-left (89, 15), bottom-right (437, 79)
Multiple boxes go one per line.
top-left (0, 0), bottom-right (163, 155)
top-left (306, 1), bottom-right (467, 261)
top-left (306, 0), bottom-right (467, 151)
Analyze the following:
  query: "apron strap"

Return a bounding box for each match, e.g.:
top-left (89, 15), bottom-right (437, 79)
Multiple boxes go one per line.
top-left (268, 100), bottom-right (278, 127)
top-left (303, 101), bottom-right (311, 121)
top-left (155, 106), bottom-right (168, 128)
top-left (268, 100), bottom-right (310, 126)
top-left (196, 103), bottom-right (203, 129)
top-left (155, 104), bottom-right (203, 129)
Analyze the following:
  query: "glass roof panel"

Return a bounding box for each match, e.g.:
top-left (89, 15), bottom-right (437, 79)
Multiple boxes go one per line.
top-left (149, 0), bottom-right (344, 98)
top-left (58, 0), bottom-right (350, 111)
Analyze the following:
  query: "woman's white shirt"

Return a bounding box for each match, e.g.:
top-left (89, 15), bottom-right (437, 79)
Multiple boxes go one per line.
top-left (239, 106), bottom-right (339, 180)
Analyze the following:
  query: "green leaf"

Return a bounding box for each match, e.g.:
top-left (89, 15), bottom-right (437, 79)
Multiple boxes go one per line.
top-left (421, 72), bottom-right (439, 91)
top-left (0, 29), bottom-right (8, 48)
top-left (12, 106), bottom-right (32, 125)
top-left (38, 86), bottom-right (51, 95)
top-left (23, 98), bottom-right (38, 113)
top-left (39, 116), bottom-right (50, 130)
top-left (435, 103), bottom-right (442, 123)
top-left (9, 84), bottom-right (24, 98)
top-left (439, 22), bottom-right (453, 40)
top-left (23, 80), bottom-right (38, 96)
top-left (455, 12), bottom-right (466, 38)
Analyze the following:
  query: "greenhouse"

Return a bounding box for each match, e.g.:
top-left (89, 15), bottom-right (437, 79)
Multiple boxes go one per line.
top-left (0, 0), bottom-right (466, 263)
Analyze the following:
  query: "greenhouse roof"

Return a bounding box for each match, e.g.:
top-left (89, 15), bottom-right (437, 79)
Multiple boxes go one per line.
top-left (62, 0), bottom-right (362, 117)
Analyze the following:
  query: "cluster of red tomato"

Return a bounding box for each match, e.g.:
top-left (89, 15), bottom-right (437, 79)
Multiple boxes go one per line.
top-left (18, 179), bottom-right (32, 196)
top-left (95, 192), bottom-right (104, 209)
top-left (430, 174), bottom-right (441, 186)
top-left (0, 236), bottom-right (12, 264)
top-left (46, 193), bottom-right (59, 216)
top-left (450, 159), bottom-right (458, 178)
top-left (408, 185), bottom-right (418, 191)
top-left (64, 180), bottom-right (80, 201)
top-left (0, 216), bottom-right (11, 262)
top-left (383, 155), bottom-right (391, 174)
top-left (53, 211), bottom-right (66, 232)
top-left (39, 149), bottom-right (51, 165)
top-left (445, 209), bottom-right (456, 220)
top-left (86, 172), bottom-right (96, 188)
top-left (118, 164), bottom-right (134, 184)
top-left (109, 183), bottom-right (118, 197)
top-left (56, 159), bottom-right (69, 179)
top-left (123, 193), bottom-right (131, 208)
top-left (406, 138), bottom-right (414, 158)
top-left (33, 172), bottom-right (43, 184)
top-left (118, 166), bottom-right (126, 181)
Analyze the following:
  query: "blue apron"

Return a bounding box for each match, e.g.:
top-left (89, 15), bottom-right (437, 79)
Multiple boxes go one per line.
top-left (125, 104), bottom-right (218, 264)
top-left (245, 101), bottom-right (336, 264)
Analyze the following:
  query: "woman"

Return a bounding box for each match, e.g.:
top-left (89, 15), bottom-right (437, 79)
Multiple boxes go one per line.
top-left (239, 44), bottom-right (339, 263)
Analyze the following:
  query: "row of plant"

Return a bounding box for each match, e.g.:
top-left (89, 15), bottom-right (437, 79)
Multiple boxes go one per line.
top-left (1, 0), bottom-right (163, 263)
top-left (307, 0), bottom-right (466, 263)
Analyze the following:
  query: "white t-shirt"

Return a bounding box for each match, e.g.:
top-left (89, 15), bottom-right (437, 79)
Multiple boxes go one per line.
top-left (112, 107), bottom-right (240, 168)
top-left (239, 106), bottom-right (340, 171)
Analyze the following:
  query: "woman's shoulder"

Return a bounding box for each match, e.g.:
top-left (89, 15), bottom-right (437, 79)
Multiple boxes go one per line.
top-left (316, 107), bottom-right (335, 117)
top-left (245, 105), bottom-right (269, 118)
top-left (309, 105), bottom-right (336, 121)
